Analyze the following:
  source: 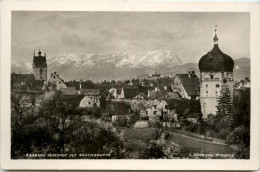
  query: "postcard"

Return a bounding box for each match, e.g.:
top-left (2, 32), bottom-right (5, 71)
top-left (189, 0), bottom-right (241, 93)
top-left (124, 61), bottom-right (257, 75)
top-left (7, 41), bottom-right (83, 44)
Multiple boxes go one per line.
top-left (1, 0), bottom-right (259, 170)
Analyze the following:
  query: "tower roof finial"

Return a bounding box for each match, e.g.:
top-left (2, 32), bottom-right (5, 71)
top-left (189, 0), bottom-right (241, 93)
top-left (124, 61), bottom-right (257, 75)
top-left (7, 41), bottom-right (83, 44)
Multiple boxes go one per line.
top-left (213, 25), bottom-right (218, 44)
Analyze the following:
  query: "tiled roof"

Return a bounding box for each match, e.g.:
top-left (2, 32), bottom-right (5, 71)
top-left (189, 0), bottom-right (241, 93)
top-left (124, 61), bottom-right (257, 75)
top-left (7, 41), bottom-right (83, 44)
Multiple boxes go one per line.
top-left (187, 112), bottom-right (201, 118)
top-left (123, 85), bottom-right (139, 99)
top-left (166, 92), bottom-right (181, 100)
top-left (149, 90), bottom-right (165, 100)
top-left (176, 74), bottom-right (200, 96)
top-left (138, 85), bottom-right (154, 96)
top-left (63, 94), bottom-right (85, 109)
top-left (11, 73), bottom-right (35, 83)
top-left (133, 92), bottom-right (148, 99)
top-left (33, 55), bottom-right (47, 68)
top-left (11, 73), bottom-right (44, 90)
top-left (65, 80), bottom-right (95, 90)
top-left (60, 87), bottom-right (77, 95)
top-left (80, 89), bottom-right (100, 96)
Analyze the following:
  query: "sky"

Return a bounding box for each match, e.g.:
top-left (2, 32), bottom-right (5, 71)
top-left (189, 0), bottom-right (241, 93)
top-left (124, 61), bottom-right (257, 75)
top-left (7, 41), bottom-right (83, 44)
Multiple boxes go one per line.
top-left (12, 11), bottom-right (250, 64)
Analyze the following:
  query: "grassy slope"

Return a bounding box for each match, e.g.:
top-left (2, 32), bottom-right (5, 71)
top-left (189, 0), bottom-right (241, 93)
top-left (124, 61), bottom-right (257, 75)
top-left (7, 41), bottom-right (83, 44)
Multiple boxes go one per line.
top-left (121, 128), bottom-right (159, 159)
top-left (170, 133), bottom-right (234, 159)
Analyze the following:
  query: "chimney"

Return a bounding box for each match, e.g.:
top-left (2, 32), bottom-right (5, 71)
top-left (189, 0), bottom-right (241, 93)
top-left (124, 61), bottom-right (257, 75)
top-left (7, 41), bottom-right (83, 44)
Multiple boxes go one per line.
top-left (80, 79), bottom-right (82, 89)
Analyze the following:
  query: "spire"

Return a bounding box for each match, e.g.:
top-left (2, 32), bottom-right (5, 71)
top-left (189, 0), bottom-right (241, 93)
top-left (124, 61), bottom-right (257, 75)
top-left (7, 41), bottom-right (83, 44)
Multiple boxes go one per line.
top-left (213, 25), bottom-right (218, 44)
top-left (38, 49), bottom-right (41, 56)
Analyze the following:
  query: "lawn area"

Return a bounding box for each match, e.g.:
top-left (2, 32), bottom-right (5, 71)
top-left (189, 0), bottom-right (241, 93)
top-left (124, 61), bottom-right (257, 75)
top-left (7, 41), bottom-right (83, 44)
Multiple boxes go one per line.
top-left (121, 128), bottom-right (160, 158)
top-left (169, 133), bottom-right (235, 159)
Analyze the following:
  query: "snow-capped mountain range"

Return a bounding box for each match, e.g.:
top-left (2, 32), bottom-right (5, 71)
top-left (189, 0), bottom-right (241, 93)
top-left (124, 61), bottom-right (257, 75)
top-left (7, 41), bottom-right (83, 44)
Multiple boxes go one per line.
top-left (48, 49), bottom-right (182, 69)
top-left (11, 50), bottom-right (250, 82)
top-left (12, 50), bottom-right (183, 81)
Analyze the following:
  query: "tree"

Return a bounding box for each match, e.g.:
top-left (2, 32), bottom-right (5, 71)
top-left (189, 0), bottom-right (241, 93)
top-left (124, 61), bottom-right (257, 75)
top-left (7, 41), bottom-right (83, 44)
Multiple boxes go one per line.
top-left (69, 119), bottom-right (123, 158)
top-left (226, 125), bottom-right (250, 159)
top-left (99, 93), bottom-right (107, 110)
top-left (216, 82), bottom-right (235, 123)
top-left (38, 91), bottom-right (82, 153)
top-left (11, 87), bottom-right (40, 158)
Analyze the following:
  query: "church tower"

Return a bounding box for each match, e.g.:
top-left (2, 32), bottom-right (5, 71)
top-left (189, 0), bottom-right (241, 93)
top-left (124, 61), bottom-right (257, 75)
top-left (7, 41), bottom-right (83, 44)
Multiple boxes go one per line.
top-left (198, 27), bottom-right (234, 119)
top-left (32, 50), bottom-right (47, 81)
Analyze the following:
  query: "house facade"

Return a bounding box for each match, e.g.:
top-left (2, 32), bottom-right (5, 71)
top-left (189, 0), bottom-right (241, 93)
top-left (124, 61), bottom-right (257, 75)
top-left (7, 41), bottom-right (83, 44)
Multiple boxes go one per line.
top-left (171, 72), bottom-right (200, 99)
top-left (79, 89), bottom-right (101, 109)
top-left (47, 71), bottom-right (67, 90)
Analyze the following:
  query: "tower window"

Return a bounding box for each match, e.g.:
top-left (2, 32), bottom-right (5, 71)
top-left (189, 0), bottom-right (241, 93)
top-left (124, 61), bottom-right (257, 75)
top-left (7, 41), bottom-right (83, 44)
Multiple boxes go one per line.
top-left (210, 75), bottom-right (214, 79)
top-left (54, 76), bottom-right (56, 79)
top-left (216, 84), bottom-right (220, 88)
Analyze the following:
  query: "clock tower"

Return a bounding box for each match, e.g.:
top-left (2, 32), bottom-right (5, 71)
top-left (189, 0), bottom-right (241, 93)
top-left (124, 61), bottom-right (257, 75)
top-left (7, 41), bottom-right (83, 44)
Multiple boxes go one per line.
top-left (32, 49), bottom-right (47, 81)
top-left (198, 28), bottom-right (234, 118)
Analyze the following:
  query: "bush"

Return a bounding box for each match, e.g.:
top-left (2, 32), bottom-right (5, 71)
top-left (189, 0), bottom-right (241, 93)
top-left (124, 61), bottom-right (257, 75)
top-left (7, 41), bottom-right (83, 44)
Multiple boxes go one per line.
top-left (113, 116), bottom-right (128, 127)
top-left (127, 114), bottom-right (138, 128)
top-left (149, 120), bottom-right (162, 129)
top-left (142, 137), bottom-right (183, 159)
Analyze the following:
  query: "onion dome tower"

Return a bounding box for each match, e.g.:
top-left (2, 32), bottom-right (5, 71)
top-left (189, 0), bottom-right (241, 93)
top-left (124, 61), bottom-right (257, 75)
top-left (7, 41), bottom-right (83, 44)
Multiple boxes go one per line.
top-left (199, 26), bottom-right (234, 118)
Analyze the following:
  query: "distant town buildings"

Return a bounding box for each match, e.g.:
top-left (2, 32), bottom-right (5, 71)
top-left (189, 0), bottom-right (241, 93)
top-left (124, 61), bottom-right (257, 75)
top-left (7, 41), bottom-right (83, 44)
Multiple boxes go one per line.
top-left (12, 27), bottom-right (248, 123)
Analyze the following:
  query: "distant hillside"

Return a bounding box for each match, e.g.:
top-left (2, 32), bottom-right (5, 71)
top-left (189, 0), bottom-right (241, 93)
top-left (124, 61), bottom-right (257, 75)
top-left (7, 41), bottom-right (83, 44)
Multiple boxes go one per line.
top-left (233, 58), bottom-right (250, 81)
top-left (160, 58), bottom-right (250, 81)
top-left (11, 54), bottom-right (249, 82)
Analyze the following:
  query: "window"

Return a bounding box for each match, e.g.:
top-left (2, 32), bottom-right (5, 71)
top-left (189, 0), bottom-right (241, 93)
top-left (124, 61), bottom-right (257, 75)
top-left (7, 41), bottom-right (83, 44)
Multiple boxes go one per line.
top-left (88, 102), bottom-right (91, 105)
top-left (153, 111), bottom-right (156, 115)
top-left (206, 91), bottom-right (208, 93)
top-left (59, 81), bottom-right (61, 84)
top-left (216, 91), bottom-right (218, 94)
top-left (54, 76), bottom-right (56, 79)
top-left (216, 84), bottom-right (220, 88)
top-left (206, 84), bottom-right (208, 87)
top-left (210, 75), bottom-right (214, 79)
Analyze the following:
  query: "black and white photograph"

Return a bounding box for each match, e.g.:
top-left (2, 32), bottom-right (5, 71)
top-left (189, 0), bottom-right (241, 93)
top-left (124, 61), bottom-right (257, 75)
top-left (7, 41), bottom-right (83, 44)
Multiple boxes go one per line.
top-left (1, 1), bottom-right (260, 170)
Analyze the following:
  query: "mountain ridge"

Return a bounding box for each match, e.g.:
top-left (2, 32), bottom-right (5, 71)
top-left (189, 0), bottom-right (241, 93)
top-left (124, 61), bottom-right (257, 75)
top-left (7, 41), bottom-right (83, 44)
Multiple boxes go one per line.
top-left (11, 51), bottom-right (250, 82)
